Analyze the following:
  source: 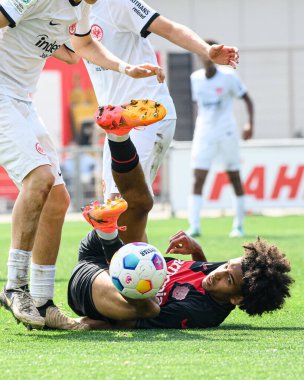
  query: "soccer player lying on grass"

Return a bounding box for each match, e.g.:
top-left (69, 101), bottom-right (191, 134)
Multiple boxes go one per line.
top-left (67, 99), bottom-right (293, 330)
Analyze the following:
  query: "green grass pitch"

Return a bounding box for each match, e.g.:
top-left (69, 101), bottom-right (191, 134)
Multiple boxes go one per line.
top-left (0, 215), bottom-right (303, 380)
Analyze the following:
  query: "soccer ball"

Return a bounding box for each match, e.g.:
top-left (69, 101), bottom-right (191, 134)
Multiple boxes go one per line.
top-left (109, 242), bottom-right (167, 299)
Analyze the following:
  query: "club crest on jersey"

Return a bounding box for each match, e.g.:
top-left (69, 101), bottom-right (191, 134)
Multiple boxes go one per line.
top-left (35, 143), bottom-right (46, 155)
top-left (8, 0), bottom-right (37, 14)
top-left (216, 87), bottom-right (224, 95)
top-left (172, 285), bottom-right (189, 301)
top-left (91, 24), bottom-right (103, 42)
top-left (69, 23), bottom-right (77, 35)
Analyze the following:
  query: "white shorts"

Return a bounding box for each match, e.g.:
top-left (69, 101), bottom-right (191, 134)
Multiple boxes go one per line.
top-left (191, 129), bottom-right (241, 171)
top-left (102, 119), bottom-right (176, 198)
top-left (0, 94), bottom-right (63, 188)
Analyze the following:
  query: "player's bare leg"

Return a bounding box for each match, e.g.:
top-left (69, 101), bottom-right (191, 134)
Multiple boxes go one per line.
top-left (0, 165), bottom-right (54, 329)
top-left (79, 197), bottom-right (160, 327)
top-left (31, 184), bottom-right (70, 265)
top-left (30, 184), bottom-right (89, 330)
top-left (187, 168), bottom-right (208, 238)
top-left (11, 166), bottom-right (55, 251)
top-left (111, 166), bottom-right (153, 243)
top-left (92, 270), bottom-right (159, 321)
top-left (95, 99), bottom-right (166, 243)
top-left (227, 170), bottom-right (245, 238)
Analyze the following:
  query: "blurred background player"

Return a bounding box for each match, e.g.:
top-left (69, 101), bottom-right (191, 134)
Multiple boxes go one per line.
top-left (187, 40), bottom-right (254, 239)
top-left (67, 113), bottom-right (293, 330)
top-left (0, 0), bottom-right (163, 330)
top-left (84, 0), bottom-right (239, 244)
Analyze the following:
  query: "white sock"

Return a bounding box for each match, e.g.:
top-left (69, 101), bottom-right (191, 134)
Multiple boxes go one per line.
top-left (233, 195), bottom-right (245, 229)
top-left (107, 133), bottom-right (129, 142)
top-left (30, 263), bottom-right (56, 307)
top-left (96, 229), bottom-right (118, 240)
top-left (188, 194), bottom-right (203, 230)
top-left (6, 249), bottom-right (31, 290)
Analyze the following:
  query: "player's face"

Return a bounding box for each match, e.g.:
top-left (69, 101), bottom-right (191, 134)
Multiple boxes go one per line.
top-left (202, 258), bottom-right (243, 304)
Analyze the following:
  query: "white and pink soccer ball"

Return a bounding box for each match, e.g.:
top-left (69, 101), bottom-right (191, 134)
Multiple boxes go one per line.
top-left (109, 242), bottom-right (167, 299)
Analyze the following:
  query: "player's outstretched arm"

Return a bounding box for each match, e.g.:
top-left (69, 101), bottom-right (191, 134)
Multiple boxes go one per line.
top-left (148, 16), bottom-right (239, 69)
top-left (166, 231), bottom-right (207, 262)
top-left (71, 35), bottom-right (165, 82)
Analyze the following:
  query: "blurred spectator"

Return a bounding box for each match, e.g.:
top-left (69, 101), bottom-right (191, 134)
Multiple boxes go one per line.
top-left (70, 72), bottom-right (98, 144)
top-left (61, 143), bottom-right (97, 209)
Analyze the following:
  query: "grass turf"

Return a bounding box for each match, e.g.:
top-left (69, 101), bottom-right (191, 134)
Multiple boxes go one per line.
top-left (0, 215), bottom-right (303, 380)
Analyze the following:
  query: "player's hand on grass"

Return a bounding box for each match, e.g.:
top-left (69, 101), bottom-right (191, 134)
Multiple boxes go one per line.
top-left (166, 230), bottom-right (207, 261)
top-left (125, 64), bottom-right (165, 83)
top-left (208, 44), bottom-right (239, 69)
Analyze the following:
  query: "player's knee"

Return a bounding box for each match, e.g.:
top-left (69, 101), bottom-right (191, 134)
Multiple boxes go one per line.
top-left (126, 189), bottom-right (153, 214)
top-left (135, 300), bottom-right (160, 319)
top-left (136, 191), bottom-right (153, 215)
top-left (51, 187), bottom-right (70, 217)
top-left (24, 168), bottom-right (55, 198)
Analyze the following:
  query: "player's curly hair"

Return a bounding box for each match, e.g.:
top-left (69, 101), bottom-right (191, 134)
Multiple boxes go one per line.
top-left (239, 237), bottom-right (294, 316)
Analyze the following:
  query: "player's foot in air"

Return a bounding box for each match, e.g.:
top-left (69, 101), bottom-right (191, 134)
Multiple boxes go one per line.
top-left (94, 99), bottom-right (167, 136)
top-left (229, 226), bottom-right (245, 238)
top-left (186, 227), bottom-right (201, 238)
top-left (0, 286), bottom-right (45, 330)
top-left (82, 198), bottom-right (128, 233)
top-left (37, 301), bottom-right (90, 330)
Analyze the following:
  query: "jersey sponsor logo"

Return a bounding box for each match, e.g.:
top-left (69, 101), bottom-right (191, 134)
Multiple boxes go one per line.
top-left (216, 87), bottom-right (223, 95)
top-left (35, 143), bottom-right (46, 155)
top-left (202, 100), bottom-right (221, 108)
top-left (91, 24), bottom-right (103, 42)
top-left (69, 23), bottom-right (77, 35)
top-left (129, 0), bottom-right (150, 19)
top-left (35, 34), bottom-right (61, 58)
top-left (8, 0), bottom-right (37, 15)
top-left (156, 259), bottom-right (184, 305)
top-left (172, 285), bottom-right (189, 301)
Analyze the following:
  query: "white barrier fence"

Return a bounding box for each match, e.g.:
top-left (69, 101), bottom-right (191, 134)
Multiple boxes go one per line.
top-left (168, 139), bottom-right (304, 215)
top-left (1, 140), bottom-right (303, 216)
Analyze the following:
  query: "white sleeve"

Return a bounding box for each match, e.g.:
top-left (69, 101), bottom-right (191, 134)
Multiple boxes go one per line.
top-left (112, 0), bottom-right (160, 38)
top-left (229, 72), bottom-right (247, 98)
top-left (0, 0), bottom-right (38, 27)
top-left (75, 3), bottom-right (91, 36)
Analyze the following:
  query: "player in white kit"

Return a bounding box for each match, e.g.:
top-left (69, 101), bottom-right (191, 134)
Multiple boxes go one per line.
top-left (0, 0), bottom-right (164, 330)
top-left (187, 40), bottom-right (254, 239)
top-left (84, 0), bottom-right (239, 244)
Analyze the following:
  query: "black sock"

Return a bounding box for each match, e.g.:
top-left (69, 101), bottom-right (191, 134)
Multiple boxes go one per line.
top-left (102, 236), bottom-right (124, 262)
top-left (37, 300), bottom-right (55, 317)
top-left (108, 138), bottom-right (139, 173)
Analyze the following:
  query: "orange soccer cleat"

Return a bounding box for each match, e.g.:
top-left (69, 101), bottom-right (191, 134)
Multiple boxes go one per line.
top-left (81, 198), bottom-right (128, 233)
top-left (94, 99), bottom-right (167, 136)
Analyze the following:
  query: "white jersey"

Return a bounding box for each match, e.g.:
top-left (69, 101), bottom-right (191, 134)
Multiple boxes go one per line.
top-left (191, 67), bottom-right (247, 138)
top-left (84, 0), bottom-right (176, 120)
top-left (0, 0), bottom-right (91, 101)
